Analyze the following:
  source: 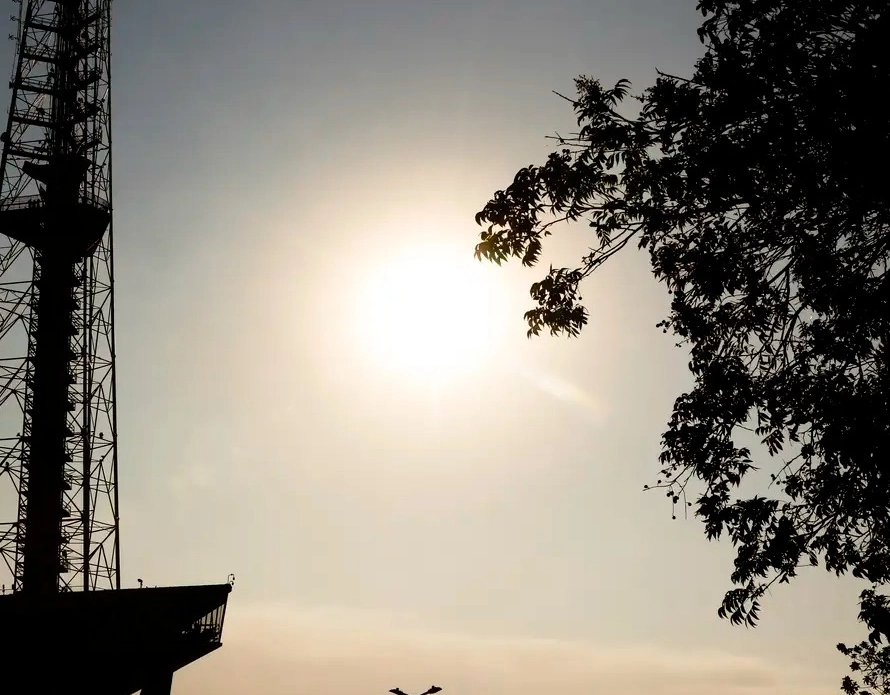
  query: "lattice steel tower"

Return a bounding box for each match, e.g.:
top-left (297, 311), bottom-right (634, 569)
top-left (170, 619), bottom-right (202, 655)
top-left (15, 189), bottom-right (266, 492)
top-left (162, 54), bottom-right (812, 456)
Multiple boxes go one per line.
top-left (0, 2), bottom-right (231, 693)
top-left (0, 0), bottom-right (117, 597)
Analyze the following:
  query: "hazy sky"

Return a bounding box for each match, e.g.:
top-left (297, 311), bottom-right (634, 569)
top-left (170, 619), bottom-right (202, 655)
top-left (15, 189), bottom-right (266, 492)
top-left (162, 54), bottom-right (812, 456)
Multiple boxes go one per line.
top-left (0, 1), bottom-right (866, 693)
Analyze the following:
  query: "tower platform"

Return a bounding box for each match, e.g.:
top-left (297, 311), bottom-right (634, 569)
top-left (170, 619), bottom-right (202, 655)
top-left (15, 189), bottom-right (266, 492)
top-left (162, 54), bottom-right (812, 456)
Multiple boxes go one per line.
top-left (0, 583), bottom-right (232, 694)
top-left (0, 193), bottom-right (111, 257)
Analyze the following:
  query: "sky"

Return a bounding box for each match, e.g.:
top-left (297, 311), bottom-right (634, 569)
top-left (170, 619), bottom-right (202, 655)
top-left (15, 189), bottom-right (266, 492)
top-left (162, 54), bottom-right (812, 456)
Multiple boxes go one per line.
top-left (0, 1), bottom-right (869, 693)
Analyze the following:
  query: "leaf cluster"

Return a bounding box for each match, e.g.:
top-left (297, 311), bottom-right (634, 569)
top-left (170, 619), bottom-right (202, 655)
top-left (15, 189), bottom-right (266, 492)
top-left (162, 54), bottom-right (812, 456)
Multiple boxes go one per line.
top-left (474, 1), bottom-right (890, 689)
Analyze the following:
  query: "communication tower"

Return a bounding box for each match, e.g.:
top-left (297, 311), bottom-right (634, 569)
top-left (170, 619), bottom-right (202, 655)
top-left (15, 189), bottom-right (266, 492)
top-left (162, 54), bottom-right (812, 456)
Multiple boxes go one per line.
top-left (0, 2), bottom-right (231, 693)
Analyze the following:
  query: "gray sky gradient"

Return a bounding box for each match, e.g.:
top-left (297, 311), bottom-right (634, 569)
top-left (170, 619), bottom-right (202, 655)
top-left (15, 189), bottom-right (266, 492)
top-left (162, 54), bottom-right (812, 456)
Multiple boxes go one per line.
top-left (0, 1), bottom-right (864, 692)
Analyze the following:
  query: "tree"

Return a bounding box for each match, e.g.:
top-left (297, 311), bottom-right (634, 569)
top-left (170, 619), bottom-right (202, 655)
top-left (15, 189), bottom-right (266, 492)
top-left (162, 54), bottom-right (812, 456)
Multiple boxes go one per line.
top-left (472, 1), bottom-right (890, 691)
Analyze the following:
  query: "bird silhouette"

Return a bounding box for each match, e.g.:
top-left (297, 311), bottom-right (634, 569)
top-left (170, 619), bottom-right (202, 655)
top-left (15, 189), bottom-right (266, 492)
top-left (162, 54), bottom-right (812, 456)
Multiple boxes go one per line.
top-left (421, 687), bottom-right (442, 695)
top-left (389, 689), bottom-right (407, 695)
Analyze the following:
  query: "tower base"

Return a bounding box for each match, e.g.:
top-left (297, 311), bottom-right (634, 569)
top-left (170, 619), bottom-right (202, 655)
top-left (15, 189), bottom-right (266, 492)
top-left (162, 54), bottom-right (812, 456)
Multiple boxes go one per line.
top-left (0, 583), bottom-right (231, 695)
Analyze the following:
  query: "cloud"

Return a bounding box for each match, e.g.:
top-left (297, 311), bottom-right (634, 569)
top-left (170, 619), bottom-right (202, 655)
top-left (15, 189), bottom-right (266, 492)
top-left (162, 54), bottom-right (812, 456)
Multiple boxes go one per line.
top-left (173, 603), bottom-right (830, 695)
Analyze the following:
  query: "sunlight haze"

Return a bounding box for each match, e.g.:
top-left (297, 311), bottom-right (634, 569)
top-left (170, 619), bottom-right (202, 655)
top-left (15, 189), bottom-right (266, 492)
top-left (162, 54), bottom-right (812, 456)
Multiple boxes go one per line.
top-left (0, 0), bottom-right (863, 693)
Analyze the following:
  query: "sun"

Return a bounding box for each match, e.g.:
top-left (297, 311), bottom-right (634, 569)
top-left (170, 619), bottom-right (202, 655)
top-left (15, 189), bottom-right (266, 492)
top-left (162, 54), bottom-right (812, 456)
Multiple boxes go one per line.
top-left (354, 242), bottom-right (507, 383)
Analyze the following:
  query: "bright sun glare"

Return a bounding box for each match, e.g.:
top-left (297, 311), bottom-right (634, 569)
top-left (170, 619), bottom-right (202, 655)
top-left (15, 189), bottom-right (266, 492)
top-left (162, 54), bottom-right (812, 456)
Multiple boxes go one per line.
top-left (355, 242), bottom-right (508, 382)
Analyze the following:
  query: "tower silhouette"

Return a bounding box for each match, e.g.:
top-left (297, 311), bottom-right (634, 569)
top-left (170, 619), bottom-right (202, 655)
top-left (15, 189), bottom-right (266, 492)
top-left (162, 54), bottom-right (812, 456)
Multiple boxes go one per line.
top-left (0, 2), bottom-right (231, 693)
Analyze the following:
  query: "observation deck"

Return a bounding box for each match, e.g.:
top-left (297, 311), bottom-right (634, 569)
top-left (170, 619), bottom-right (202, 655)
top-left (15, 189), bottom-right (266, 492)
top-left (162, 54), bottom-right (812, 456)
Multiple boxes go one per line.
top-left (0, 583), bottom-right (232, 694)
top-left (0, 191), bottom-right (110, 259)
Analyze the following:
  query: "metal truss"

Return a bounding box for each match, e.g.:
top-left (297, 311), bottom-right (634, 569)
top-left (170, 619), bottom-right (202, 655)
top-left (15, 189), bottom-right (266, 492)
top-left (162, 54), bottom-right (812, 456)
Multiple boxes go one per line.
top-left (0, 0), bottom-right (118, 593)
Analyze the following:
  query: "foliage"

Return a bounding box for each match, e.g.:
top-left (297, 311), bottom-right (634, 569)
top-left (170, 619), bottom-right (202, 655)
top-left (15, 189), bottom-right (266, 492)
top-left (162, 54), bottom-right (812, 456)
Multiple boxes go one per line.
top-left (839, 589), bottom-right (890, 695)
top-left (473, 0), bottom-right (890, 690)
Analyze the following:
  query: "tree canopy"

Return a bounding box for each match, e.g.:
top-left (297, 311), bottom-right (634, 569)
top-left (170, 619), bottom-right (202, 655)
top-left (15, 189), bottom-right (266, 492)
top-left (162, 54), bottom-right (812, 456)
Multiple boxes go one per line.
top-left (473, 1), bottom-right (890, 692)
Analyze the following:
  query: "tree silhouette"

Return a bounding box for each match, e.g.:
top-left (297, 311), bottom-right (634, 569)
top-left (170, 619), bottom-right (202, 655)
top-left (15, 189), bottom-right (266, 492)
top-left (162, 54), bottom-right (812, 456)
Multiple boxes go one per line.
top-left (473, 1), bottom-right (889, 691)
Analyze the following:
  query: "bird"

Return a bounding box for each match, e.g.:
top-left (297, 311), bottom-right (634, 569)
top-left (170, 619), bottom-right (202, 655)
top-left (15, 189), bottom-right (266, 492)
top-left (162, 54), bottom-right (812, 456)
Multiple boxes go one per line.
top-left (421, 687), bottom-right (442, 695)
top-left (389, 689), bottom-right (407, 695)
